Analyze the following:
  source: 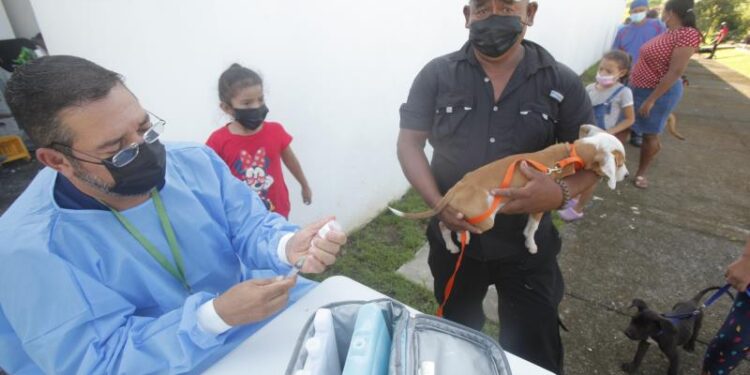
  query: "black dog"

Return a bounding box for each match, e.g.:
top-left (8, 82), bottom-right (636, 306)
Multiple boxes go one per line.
top-left (621, 286), bottom-right (730, 375)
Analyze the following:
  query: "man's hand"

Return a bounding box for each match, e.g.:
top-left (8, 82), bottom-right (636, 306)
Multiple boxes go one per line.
top-left (438, 205), bottom-right (482, 234)
top-left (492, 162), bottom-right (563, 215)
top-left (213, 277), bottom-right (295, 326)
top-left (286, 217), bottom-right (347, 273)
top-left (726, 248), bottom-right (750, 293)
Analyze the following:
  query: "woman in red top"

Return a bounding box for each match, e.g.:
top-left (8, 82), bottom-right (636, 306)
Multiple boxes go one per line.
top-left (629, 0), bottom-right (701, 189)
top-left (206, 64), bottom-right (312, 218)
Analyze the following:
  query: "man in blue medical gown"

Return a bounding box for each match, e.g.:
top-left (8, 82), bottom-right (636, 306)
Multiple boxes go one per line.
top-left (0, 56), bottom-right (347, 374)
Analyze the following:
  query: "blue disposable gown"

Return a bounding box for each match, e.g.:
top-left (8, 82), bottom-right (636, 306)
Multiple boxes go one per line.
top-left (612, 18), bottom-right (666, 65)
top-left (0, 144), bottom-right (316, 374)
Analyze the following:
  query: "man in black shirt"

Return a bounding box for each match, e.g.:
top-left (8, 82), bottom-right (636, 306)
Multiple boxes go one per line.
top-left (397, 1), bottom-right (598, 373)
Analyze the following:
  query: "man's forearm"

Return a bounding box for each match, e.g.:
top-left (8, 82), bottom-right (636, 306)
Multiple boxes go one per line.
top-left (398, 147), bottom-right (442, 207)
top-left (397, 133), bottom-right (442, 208)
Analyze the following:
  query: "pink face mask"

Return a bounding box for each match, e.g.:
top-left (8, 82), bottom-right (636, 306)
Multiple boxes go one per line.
top-left (596, 73), bottom-right (617, 86)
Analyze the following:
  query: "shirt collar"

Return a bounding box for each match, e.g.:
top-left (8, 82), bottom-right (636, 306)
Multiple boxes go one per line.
top-left (452, 39), bottom-right (557, 77)
top-left (54, 174), bottom-right (109, 211)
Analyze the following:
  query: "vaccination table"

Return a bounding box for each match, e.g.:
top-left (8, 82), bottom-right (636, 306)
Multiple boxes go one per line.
top-left (205, 275), bottom-right (554, 375)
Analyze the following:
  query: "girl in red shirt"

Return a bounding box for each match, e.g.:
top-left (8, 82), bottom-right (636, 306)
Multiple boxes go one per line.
top-left (629, 0), bottom-right (701, 189)
top-left (206, 64), bottom-right (311, 218)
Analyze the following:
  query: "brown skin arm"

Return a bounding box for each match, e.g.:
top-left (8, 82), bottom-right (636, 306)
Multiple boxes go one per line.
top-left (608, 105), bottom-right (636, 135)
top-left (639, 46), bottom-right (695, 117)
top-left (492, 162), bottom-right (600, 214)
top-left (281, 146), bottom-right (312, 205)
top-left (726, 238), bottom-right (750, 293)
top-left (397, 129), bottom-right (481, 233)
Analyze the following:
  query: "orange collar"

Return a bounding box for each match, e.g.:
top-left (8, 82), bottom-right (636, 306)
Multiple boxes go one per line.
top-left (555, 143), bottom-right (585, 174)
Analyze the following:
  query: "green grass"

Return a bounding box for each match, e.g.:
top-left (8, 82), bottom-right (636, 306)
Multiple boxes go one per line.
top-left (581, 60), bottom-right (600, 86)
top-left (310, 190), bottom-right (438, 314)
top-left (711, 47), bottom-right (750, 79)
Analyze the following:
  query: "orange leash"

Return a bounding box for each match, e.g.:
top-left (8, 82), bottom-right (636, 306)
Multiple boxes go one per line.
top-left (436, 144), bottom-right (584, 317)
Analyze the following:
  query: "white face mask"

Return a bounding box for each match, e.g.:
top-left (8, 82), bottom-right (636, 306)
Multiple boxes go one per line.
top-left (630, 11), bottom-right (647, 23)
top-left (596, 73), bottom-right (617, 86)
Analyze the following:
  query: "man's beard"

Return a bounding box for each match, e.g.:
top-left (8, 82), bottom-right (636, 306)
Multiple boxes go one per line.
top-left (71, 160), bottom-right (148, 198)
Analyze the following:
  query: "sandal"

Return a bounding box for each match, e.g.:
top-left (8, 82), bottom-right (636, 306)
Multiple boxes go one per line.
top-left (633, 176), bottom-right (648, 189)
top-left (558, 206), bottom-right (584, 222)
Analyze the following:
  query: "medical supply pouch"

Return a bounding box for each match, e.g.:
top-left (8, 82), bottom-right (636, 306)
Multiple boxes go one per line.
top-left (286, 299), bottom-right (512, 375)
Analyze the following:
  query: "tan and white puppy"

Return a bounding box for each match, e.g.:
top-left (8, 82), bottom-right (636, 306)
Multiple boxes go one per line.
top-left (391, 125), bottom-right (628, 254)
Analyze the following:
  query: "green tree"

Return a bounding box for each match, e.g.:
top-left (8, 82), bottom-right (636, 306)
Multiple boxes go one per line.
top-left (648, 0), bottom-right (663, 7)
top-left (695, 0), bottom-right (750, 42)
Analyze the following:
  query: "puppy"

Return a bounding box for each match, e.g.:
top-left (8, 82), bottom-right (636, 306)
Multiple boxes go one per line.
top-left (622, 286), bottom-right (730, 375)
top-left (390, 125), bottom-right (628, 254)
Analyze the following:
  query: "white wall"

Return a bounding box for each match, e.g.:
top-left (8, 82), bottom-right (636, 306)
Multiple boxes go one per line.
top-left (29, 0), bottom-right (624, 231)
top-left (0, 2), bottom-right (15, 39)
top-left (2, 0), bottom-right (39, 38)
top-left (529, 1), bottom-right (626, 74)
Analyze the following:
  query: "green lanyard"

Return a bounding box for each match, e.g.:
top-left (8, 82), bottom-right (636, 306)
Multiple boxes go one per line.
top-left (106, 189), bottom-right (190, 292)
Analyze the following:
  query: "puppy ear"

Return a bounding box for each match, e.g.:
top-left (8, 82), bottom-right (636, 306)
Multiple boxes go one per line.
top-left (579, 124), bottom-right (604, 139)
top-left (595, 151), bottom-right (618, 189)
top-left (629, 299), bottom-right (648, 312)
top-left (613, 150), bottom-right (625, 166)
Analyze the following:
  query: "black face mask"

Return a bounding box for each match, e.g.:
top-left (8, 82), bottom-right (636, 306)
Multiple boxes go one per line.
top-left (469, 15), bottom-right (524, 58)
top-left (106, 140), bottom-right (167, 196)
top-left (234, 105), bottom-right (269, 130)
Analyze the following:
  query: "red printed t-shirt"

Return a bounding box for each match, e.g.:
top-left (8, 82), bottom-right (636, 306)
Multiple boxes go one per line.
top-left (630, 27), bottom-right (701, 88)
top-left (206, 122), bottom-right (293, 217)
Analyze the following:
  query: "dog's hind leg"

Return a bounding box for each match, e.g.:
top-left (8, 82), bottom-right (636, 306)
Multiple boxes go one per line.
top-left (523, 213), bottom-right (543, 254)
top-left (439, 221), bottom-right (460, 254)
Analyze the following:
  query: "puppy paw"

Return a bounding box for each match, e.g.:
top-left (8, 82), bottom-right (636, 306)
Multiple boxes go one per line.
top-left (446, 242), bottom-right (460, 254)
top-left (525, 240), bottom-right (538, 254)
top-left (621, 362), bottom-right (638, 373)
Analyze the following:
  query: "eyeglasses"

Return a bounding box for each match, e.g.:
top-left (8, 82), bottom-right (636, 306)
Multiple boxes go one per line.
top-left (50, 111), bottom-right (166, 168)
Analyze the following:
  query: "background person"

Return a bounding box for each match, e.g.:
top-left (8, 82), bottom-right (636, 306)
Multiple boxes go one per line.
top-left (207, 63), bottom-right (312, 218)
top-left (612, 0), bottom-right (667, 148)
top-left (629, 0), bottom-right (701, 189)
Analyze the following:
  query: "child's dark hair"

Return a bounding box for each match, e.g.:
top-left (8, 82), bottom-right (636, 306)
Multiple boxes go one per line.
top-left (218, 63), bottom-right (263, 105)
top-left (602, 50), bottom-right (632, 84)
top-left (664, 0), bottom-right (697, 30)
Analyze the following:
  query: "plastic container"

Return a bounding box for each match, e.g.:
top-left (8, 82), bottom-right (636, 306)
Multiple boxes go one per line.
top-left (0, 135), bottom-right (31, 164)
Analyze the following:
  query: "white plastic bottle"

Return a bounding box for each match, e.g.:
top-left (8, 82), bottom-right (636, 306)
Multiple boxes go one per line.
top-left (302, 308), bottom-right (342, 375)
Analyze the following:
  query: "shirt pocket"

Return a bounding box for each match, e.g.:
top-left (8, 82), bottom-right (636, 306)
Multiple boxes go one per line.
top-left (516, 102), bottom-right (557, 151)
top-left (432, 93), bottom-right (475, 140)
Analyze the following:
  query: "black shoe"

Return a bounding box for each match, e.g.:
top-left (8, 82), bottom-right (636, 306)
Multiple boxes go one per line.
top-left (629, 134), bottom-right (643, 147)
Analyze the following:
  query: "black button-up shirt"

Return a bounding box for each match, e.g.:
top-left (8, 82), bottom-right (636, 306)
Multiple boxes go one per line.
top-left (400, 40), bottom-right (594, 261)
